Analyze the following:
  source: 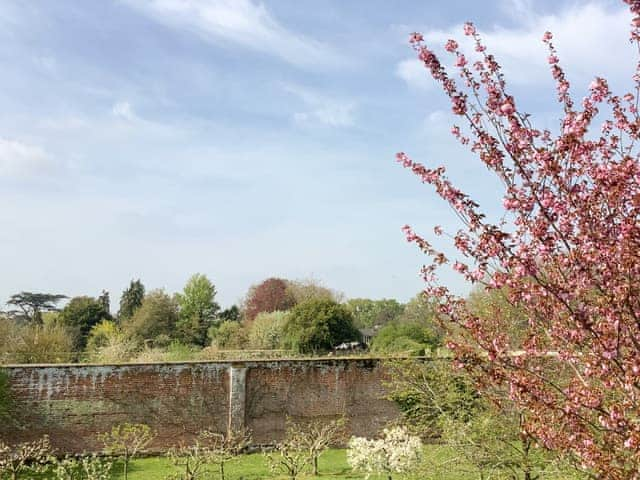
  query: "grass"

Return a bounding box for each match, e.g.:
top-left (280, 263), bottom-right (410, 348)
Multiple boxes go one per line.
top-left (46, 446), bottom-right (581, 480)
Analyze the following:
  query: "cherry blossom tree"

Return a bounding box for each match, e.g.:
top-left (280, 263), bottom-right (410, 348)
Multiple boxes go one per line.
top-left (398, 2), bottom-right (640, 477)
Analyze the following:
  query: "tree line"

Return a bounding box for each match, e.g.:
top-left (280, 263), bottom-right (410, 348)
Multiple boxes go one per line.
top-left (0, 276), bottom-right (446, 364)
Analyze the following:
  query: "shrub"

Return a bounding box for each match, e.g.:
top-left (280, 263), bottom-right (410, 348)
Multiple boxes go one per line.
top-left (283, 299), bottom-right (360, 354)
top-left (247, 311), bottom-right (288, 350)
top-left (99, 423), bottom-right (154, 480)
top-left (347, 426), bottom-right (421, 480)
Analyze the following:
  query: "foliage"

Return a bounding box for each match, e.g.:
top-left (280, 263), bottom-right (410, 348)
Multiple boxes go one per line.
top-left (4, 321), bottom-right (75, 364)
top-left (100, 423), bottom-right (154, 480)
top-left (398, 6), bottom-right (640, 477)
top-left (265, 435), bottom-right (309, 480)
top-left (347, 426), bottom-right (421, 480)
top-left (59, 296), bottom-right (110, 351)
top-left (0, 436), bottom-right (52, 480)
top-left (385, 360), bottom-right (478, 436)
top-left (166, 441), bottom-right (214, 480)
top-left (247, 311), bottom-right (288, 350)
top-left (6, 293), bottom-right (67, 324)
top-left (118, 280), bottom-right (145, 322)
top-left (286, 279), bottom-right (343, 304)
top-left (283, 299), bottom-right (360, 354)
top-left (0, 370), bottom-right (11, 426)
top-left (370, 320), bottom-right (441, 355)
top-left (244, 278), bottom-right (296, 323)
top-left (175, 274), bottom-right (220, 347)
top-left (210, 321), bottom-right (248, 349)
top-left (386, 359), bottom-right (574, 479)
top-left (217, 306), bottom-right (240, 323)
top-left (123, 290), bottom-right (178, 346)
top-left (85, 323), bottom-right (137, 364)
top-left (345, 299), bottom-right (405, 329)
top-left (54, 455), bottom-right (112, 480)
top-left (286, 417), bottom-right (346, 476)
top-left (201, 429), bottom-right (251, 480)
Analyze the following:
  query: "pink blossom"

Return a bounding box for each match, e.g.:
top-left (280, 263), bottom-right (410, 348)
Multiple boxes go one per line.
top-left (445, 39), bottom-right (458, 52)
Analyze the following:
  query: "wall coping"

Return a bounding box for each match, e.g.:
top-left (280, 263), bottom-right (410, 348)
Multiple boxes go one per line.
top-left (0, 355), bottom-right (451, 370)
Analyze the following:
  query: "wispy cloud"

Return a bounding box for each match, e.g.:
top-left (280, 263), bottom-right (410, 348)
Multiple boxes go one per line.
top-left (0, 138), bottom-right (56, 177)
top-left (121, 0), bottom-right (344, 69)
top-left (112, 101), bottom-right (137, 121)
top-left (397, 3), bottom-right (635, 90)
top-left (284, 84), bottom-right (356, 128)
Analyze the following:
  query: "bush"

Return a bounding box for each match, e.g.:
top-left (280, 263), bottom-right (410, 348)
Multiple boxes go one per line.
top-left (370, 321), bottom-right (440, 355)
top-left (283, 299), bottom-right (360, 354)
top-left (122, 290), bottom-right (178, 345)
top-left (209, 321), bottom-right (248, 349)
top-left (347, 426), bottom-right (421, 480)
top-left (247, 311), bottom-right (288, 349)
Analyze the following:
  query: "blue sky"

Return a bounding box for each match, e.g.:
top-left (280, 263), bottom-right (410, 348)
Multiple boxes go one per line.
top-left (0, 0), bottom-right (635, 309)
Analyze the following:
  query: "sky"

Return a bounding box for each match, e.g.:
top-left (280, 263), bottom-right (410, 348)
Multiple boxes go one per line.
top-left (0, 0), bottom-right (636, 310)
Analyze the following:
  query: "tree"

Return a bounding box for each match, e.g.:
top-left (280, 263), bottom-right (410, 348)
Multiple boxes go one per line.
top-left (59, 296), bottom-right (110, 351)
top-left (0, 436), bottom-right (52, 480)
top-left (399, 6), bottom-right (640, 477)
top-left (218, 305), bottom-right (240, 323)
top-left (244, 278), bottom-right (296, 323)
top-left (99, 423), bottom-right (153, 480)
top-left (6, 292), bottom-right (66, 324)
top-left (175, 274), bottom-right (220, 346)
top-left (118, 280), bottom-right (145, 322)
top-left (199, 429), bottom-right (251, 480)
top-left (54, 454), bottom-right (113, 480)
top-left (345, 298), bottom-right (404, 329)
top-left (370, 319), bottom-right (441, 354)
top-left (286, 279), bottom-right (343, 304)
top-left (210, 321), bottom-right (248, 349)
top-left (122, 290), bottom-right (178, 345)
top-left (286, 417), bottom-right (346, 476)
top-left (347, 426), bottom-right (422, 480)
top-left (283, 299), bottom-right (360, 354)
top-left (98, 290), bottom-right (110, 316)
top-left (247, 311), bottom-right (288, 350)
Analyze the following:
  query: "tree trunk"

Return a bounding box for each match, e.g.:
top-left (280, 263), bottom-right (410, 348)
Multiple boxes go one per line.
top-left (313, 456), bottom-right (319, 476)
top-left (220, 461), bottom-right (225, 480)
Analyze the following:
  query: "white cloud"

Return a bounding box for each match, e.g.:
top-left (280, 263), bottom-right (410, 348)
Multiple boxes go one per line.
top-left (396, 58), bottom-right (433, 91)
top-left (284, 84), bottom-right (356, 128)
top-left (0, 138), bottom-right (54, 177)
top-left (112, 101), bottom-right (137, 121)
top-left (121, 0), bottom-right (343, 69)
top-left (397, 3), bottom-right (635, 90)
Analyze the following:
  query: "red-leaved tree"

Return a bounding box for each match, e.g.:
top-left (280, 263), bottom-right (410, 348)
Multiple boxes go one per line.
top-left (399, 2), bottom-right (640, 478)
top-left (243, 278), bottom-right (296, 323)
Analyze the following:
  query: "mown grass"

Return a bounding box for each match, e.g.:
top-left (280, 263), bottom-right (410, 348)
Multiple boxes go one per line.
top-left (73, 446), bottom-right (581, 480)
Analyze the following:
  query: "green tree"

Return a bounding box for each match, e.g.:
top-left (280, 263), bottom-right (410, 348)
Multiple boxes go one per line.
top-left (118, 280), bottom-right (145, 322)
top-left (123, 290), bottom-right (178, 345)
top-left (283, 299), bottom-right (360, 354)
top-left (218, 305), bottom-right (240, 323)
top-left (59, 296), bottom-right (111, 351)
top-left (6, 292), bottom-right (67, 324)
top-left (345, 298), bottom-right (405, 329)
top-left (286, 279), bottom-right (343, 304)
top-left (175, 274), bottom-right (220, 346)
top-left (370, 319), bottom-right (441, 355)
top-left (210, 321), bottom-right (248, 349)
top-left (99, 423), bottom-right (153, 480)
top-left (247, 311), bottom-right (288, 349)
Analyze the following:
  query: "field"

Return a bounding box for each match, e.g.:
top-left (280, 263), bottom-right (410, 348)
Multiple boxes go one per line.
top-left (45, 447), bottom-right (580, 480)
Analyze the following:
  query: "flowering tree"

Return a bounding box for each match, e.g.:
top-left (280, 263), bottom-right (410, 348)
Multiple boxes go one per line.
top-left (347, 426), bottom-right (422, 480)
top-left (398, 1), bottom-right (640, 478)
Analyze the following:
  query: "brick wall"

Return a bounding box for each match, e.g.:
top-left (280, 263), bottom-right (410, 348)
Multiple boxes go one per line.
top-left (1, 358), bottom-right (399, 453)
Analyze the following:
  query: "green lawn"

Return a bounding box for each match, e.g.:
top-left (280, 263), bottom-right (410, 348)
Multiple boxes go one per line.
top-left (88, 447), bottom-right (579, 480)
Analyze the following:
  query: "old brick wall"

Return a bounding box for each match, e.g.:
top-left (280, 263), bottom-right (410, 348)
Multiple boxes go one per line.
top-left (1, 358), bottom-right (399, 453)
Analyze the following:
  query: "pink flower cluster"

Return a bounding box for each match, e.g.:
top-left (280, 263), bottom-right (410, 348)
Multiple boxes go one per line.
top-left (399, 3), bottom-right (640, 478)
